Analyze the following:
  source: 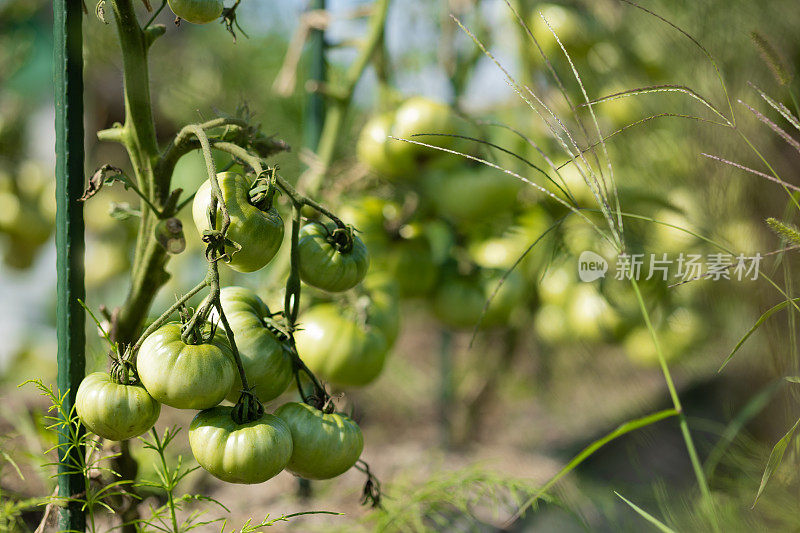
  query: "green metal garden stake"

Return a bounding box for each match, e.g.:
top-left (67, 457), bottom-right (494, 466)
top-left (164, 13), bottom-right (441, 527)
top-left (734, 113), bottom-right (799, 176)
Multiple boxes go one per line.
top-left (297, 0), bottom-right (326, 501)
top-left (303, 0), bottom-right (327, 152)
top-left (54, 0), bottom-right (86, 530)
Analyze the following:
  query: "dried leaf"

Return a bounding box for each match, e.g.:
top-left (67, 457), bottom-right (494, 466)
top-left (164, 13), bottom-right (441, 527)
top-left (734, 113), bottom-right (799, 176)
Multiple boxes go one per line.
top-left (80, 164), bottom-right (129, 201)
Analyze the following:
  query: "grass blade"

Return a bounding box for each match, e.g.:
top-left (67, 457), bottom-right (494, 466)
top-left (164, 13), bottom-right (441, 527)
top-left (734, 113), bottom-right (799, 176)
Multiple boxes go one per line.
top-left (615, 491), bottom-right (676, 533)
top-left (507, 408), bottom-right (679, 524)
top-left (753, 416), bottom-right (800, 507)
top-left (704, 380), bottom-right (783, 477)
top-left (719, 297), bottom-right (800, 371)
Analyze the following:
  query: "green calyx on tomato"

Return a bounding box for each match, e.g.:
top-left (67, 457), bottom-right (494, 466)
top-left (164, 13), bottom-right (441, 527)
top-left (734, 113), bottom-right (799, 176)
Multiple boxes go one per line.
top-left (189, 406), bottom-right (293, 484)
top-left (297, 221), bottom-right (370, 293)
top-left (295, 302), bottom-right (389, 388)
top-left (76, 372), bottom-right (161, 441)
top-left (217, 286), bottom-right (294, 403)
top-left (274, 402), bottom-right (364, 480)
top-left (192, 172), bottom-right (284, 273)
top-left (136, 322), bottom-right (235, 410)
top-left (167, 0), bottom-right (223, 24)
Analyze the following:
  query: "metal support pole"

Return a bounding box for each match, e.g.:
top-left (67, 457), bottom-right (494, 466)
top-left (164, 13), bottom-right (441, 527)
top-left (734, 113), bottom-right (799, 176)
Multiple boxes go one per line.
top-left (297, 0), bottom-right (326, 501)
top-left (54, 0), bottom-right (86, 529)
top-left (303, 0), bottom-right (326, 152)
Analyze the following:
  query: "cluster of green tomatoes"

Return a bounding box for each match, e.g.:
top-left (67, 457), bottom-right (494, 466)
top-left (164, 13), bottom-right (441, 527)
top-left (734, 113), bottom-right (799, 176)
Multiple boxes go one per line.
top-left (352, 94), bottom-right (713, 370)
top-left (76, 169), bottom-right (394, 485)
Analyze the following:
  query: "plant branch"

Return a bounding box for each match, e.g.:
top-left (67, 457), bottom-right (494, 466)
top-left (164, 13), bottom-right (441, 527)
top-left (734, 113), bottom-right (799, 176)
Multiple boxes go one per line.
top-left (302, 0), bottom-right (390, 194)
top-left (130, 279), bottom-right (208, 354)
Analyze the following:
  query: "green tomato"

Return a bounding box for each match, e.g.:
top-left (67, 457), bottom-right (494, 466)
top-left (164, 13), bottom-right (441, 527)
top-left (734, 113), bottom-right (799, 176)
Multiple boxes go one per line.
top-left (527, 4), bottom-right (588, 62)
top-left (218, 287), bottom-right (294, 403)
top-left (295, 303), bottom-right (388, 388)
top-left (297, 222), bottom-right (370, 292)
top-left (538, 265), bottom-right (574, 307)
top-left (274, 402), bottom-right (363, 480)
top-left (167, 0), bottom-right (223, 24)
top-left (357, 113), bottom-right (413, 178)
top-left (387, 97), bottom-right (458, 164)
top-left (534, 304), bottom-right (570, 345)
top-left (192, 172), bottom-right (284, 273)
top-left (424, 167), bottom-right (521, 223)
top-left (378, 236), bottom-right (438, 298)
top-left (338, 197), bottom-right (400, 251)
top-left (469, 236), bottom-right (528, 271)
top-left (565, 285), bottom-right (620, 342)
top-left (432, 276), bottom-right (485, 329)
top-left (76, 372), bottom-right (160, 441)
top-left (624, 326), bottom-right (679, 367)
top-left (649, 208), bottom-right (698, 254)
top-left (481, 269), bottom-right (527, 327)
top-left (189, 406), bottom-right (293, 484)
top-left (137, 323), bottom-right (235, 410)
top-left (363, 272), bottom-right (401, 346)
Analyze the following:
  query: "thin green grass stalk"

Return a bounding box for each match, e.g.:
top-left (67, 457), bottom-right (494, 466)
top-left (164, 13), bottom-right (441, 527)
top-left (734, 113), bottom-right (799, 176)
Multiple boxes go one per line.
top-left (629, 278), bottom-right (717, 529)
top-left (615, 491), bottom-right (677, 533)
top-left (507, 409), bottom-right (679, 524)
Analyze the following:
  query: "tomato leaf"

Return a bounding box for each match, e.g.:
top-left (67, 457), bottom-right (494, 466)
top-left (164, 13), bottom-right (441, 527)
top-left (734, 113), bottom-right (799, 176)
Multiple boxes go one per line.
top-left (615, 491), bottom-right (676, 533)
top-left (753, 416), bottom-right (800, 507)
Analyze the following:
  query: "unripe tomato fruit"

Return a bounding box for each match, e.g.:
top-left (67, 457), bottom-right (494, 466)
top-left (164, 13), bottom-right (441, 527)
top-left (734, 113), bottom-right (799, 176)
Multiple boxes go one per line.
top-left (297, 222), bottom-right (370, 292)
top-left (533, 304), bottom-right (570, 345)
top-left (388, 97), bottom-right (458, 163)
top-left (274, 402), bottom-right (363, 480)
top-left (481, 269), bottom-right (527, 327)
top-left (76, 372), bottom-right (160, 441)
top-left (356, 113), bottom-right (413, 178)
top-left (167, 0), bottom-right (223, 24)
top-left (192, 172), bottom-right (284, 273)
top-left (189, 406), bottom-right (293, 484)
top-left (137, 323), bottom-right (235, 410)
top-left (363, 272), bottom-right (401, 346)
top-left (566, 285), bottom-right (620, 342)
top-left (424, 167), bottom-right (521, 223)
top-left (217, 287), bottom-right (293, 403)
top-left (377, 235), bottom-right (438, 298)
top-left (295, 303), bottom-right (388, 388)
top-left (432, 277), bottom-right (486, 329)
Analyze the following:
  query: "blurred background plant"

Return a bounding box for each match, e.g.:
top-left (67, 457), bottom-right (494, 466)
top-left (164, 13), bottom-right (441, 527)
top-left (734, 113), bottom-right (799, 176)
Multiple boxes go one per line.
top-left (4, 0), bottom-right (800, 530)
